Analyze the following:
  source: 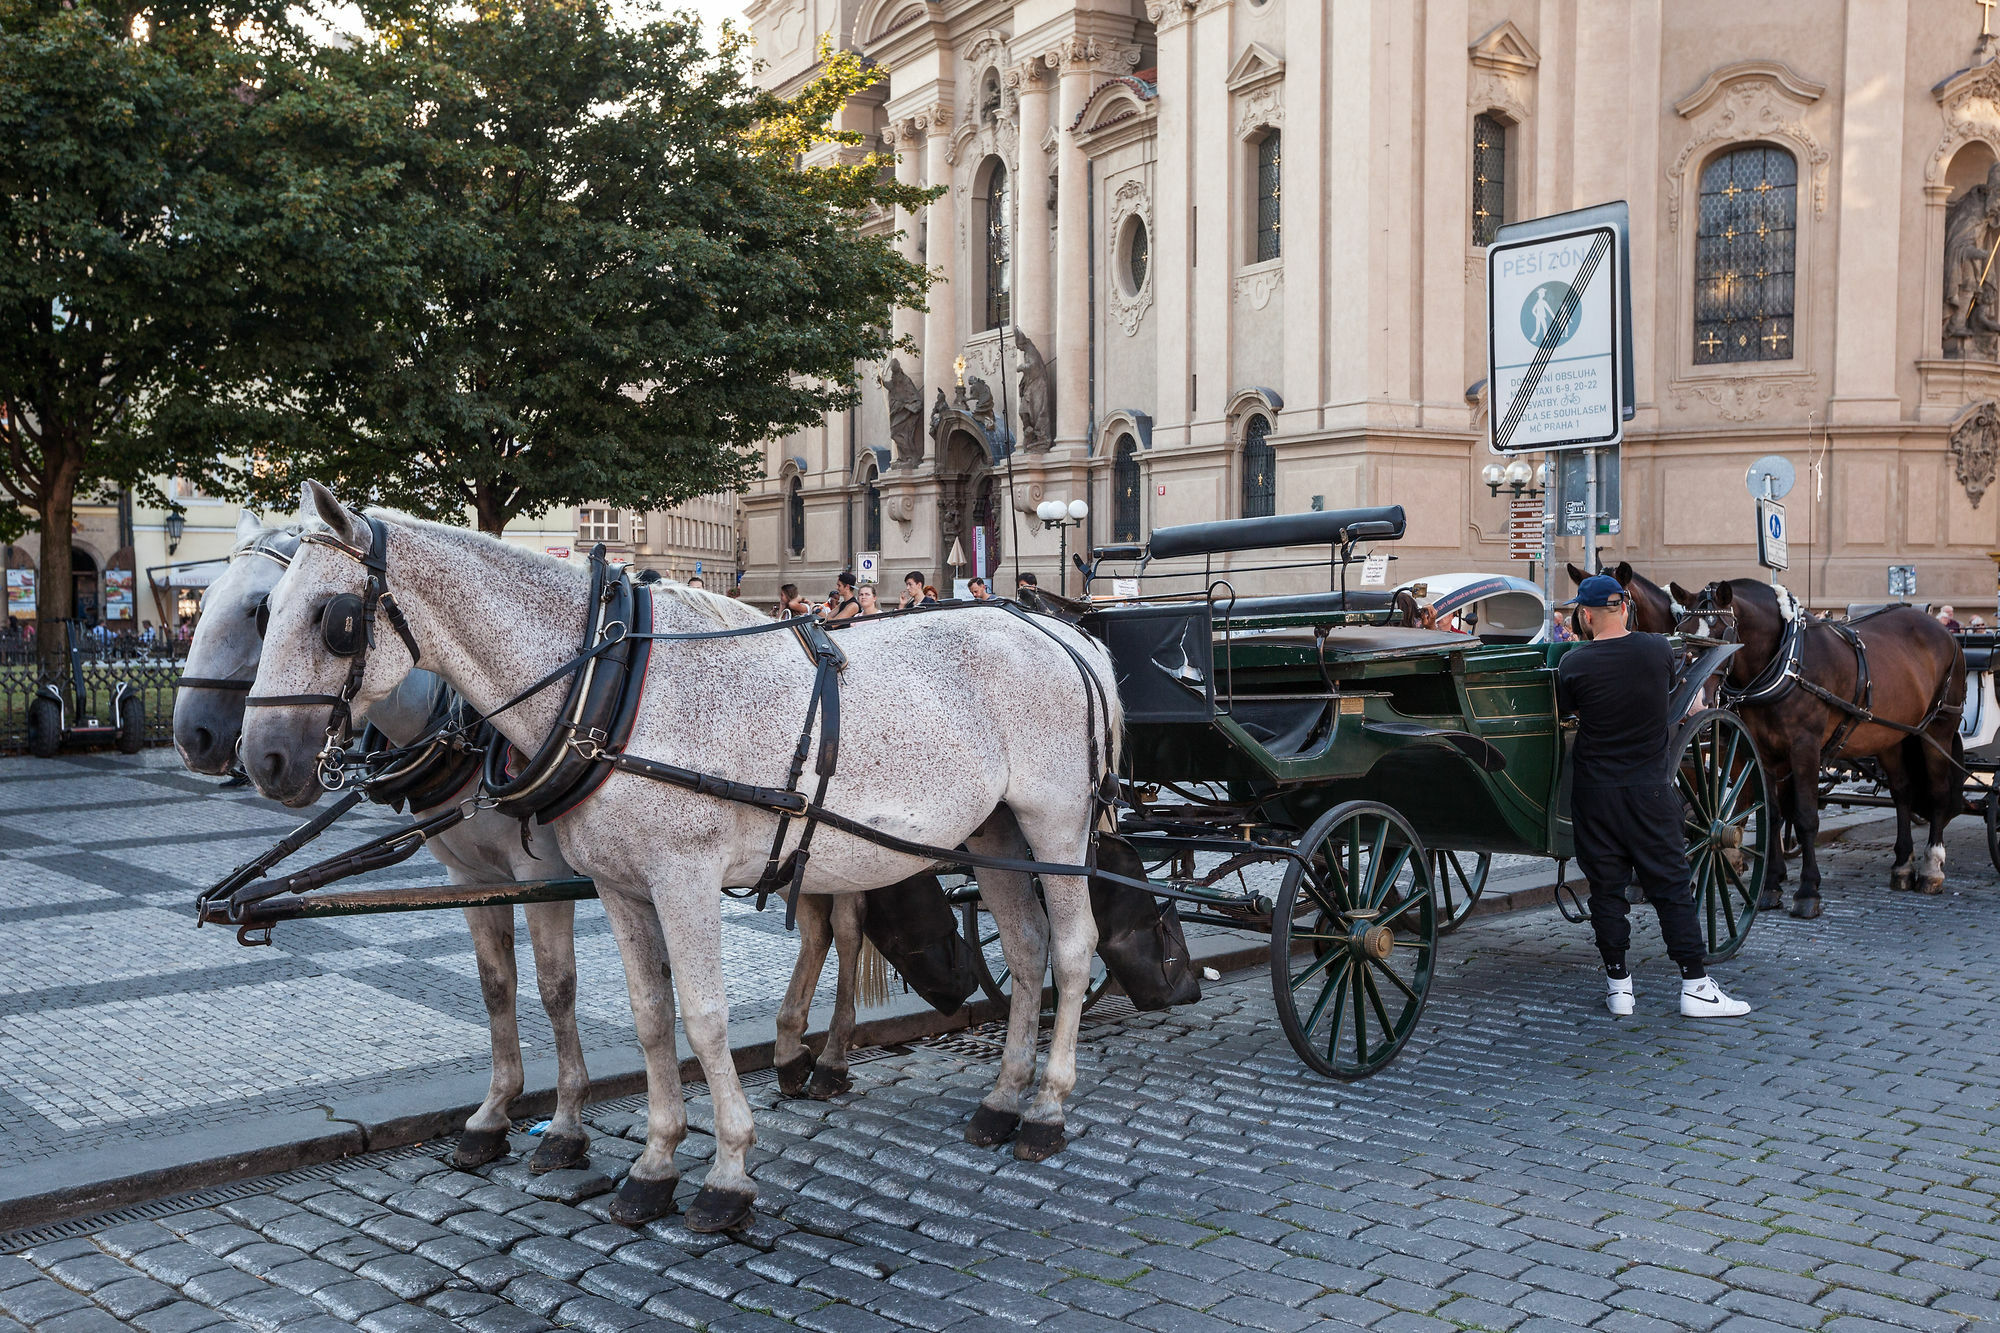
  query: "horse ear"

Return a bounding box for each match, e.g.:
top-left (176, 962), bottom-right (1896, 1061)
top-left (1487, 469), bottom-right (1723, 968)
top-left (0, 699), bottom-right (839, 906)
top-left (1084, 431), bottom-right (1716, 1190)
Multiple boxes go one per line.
top-left (1613, 561), bottom-right (1634, 586)
top-left (1712, 582), bottom-right (1734, 607)
top-left (1565, 563), bottom-right (1590, 586)
top-left (301, 480), bottom-right (367, 547)
top-left (234, 511), bottom-right (263, 543)
top-left (1669, 581), bottom-right (1699, 605)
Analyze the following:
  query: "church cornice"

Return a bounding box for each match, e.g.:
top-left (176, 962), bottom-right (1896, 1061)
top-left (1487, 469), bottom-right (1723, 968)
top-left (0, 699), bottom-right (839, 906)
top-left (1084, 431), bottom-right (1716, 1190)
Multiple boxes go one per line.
top-left (1675, 59), bottom-right (1823, 120)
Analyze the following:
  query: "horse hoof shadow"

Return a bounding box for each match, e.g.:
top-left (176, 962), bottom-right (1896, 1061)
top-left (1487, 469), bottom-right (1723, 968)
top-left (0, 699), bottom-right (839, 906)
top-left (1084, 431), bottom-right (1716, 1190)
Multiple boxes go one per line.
top-left (451, 1126), bottom-right (510, 1170)
top-left (529, 1131), bottom-right (590, 1175)
top-left (965, 1105), bottom-right (1020, 1147)
top-left (775, 1052), bottom-right (816, 1099)
top-left (806, 1067), bottom-right (852, 1100)
top-left (1789, 897), bottom-right (1823, 920)
top-left (607, 1173), bottom-right (679, 1227)
top-left (1013, 1120), bottom-right (1067, 1161)
top-left (685, 1185), bottom-right (755, 1234)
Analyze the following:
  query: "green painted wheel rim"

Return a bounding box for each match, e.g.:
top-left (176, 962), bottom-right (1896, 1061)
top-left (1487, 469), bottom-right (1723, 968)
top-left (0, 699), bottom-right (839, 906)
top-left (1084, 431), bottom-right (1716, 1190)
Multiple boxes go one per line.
top-left (1270, 801), bottom-right (1437, 1080)
top-left (1675, 709), bottom-right (1767, 962)
top-left (1427, 849), bottom-right (1491, 935)
top-left (960, 892), bottom-right (1110, 1021)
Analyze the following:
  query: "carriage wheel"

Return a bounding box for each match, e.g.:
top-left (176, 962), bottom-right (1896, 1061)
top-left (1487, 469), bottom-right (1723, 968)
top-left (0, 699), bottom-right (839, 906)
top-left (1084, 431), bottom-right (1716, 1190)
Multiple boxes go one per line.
top-left (960, 891), bottom-right (1110, 1021)
top-left (1427, 850), bottom-right (1491, 935)
top-left (1270, 801), bottom-right (1437, 1080)
top-left (1673, 709), bottom-right (1769, 963)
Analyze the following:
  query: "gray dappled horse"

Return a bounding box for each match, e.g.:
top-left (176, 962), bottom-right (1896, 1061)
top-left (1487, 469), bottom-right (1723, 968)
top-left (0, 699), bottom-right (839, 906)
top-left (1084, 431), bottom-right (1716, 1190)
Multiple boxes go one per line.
top-left (243, 483), bottom-right (1117, 1233)
top-left (174, 515), bottom-right (876, 1178)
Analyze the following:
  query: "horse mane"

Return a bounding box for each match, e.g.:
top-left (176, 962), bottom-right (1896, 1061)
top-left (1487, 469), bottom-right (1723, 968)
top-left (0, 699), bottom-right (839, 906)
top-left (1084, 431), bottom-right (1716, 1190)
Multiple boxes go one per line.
top-left (652, 581), bottom-right (769, 629)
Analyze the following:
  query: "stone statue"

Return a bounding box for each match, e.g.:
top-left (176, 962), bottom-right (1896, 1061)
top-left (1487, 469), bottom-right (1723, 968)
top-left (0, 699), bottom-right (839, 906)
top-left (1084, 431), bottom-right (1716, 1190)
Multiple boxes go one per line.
top-left (1013, 331), bottom-right (1054, 449)
top-left (884, 358), bottom-right (921, 465)
top-left (929, 387), bottom-right (949, 443)
top-left (957, 375), bottom-right (996, 433)
top-left (1951, 399), bottom-right (2000, 508)
top-left (1945, 163), bottom-right (2000, 360)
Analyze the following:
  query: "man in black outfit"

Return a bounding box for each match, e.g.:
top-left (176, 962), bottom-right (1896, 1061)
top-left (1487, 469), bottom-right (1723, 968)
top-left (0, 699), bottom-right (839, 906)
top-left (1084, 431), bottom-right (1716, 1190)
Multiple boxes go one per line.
top-left (1557, 575), bottom-right (1751, 1019)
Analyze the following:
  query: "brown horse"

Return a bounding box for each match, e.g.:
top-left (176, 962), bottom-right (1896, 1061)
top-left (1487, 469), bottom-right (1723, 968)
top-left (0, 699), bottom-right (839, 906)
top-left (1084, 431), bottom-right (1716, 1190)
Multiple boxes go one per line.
top-left (1565, 562), bottom-right (1677, 635)
top-left (1674, 579), bottom-right (1964, 917)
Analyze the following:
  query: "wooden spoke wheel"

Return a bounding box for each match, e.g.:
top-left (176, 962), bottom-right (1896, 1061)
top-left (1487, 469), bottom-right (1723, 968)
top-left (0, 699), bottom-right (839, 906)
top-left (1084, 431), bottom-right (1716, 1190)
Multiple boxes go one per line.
top-left (1271, 801), bottom-right (1438, 1080)
top-left (1673, 708), bottom-right (1769, 963)
top-left (960, 888), bottom-right (1110, 1022)
top-left (1426, 849), bottom-right (1491, 935)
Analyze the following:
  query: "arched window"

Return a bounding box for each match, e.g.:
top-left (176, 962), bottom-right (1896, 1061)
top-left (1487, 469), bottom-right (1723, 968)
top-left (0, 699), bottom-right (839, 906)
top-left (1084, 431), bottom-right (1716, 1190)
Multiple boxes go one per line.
top-left (1242, 415), bottom-right (1275, 518)
top-left (787, 476), bottom-right (805, 556)
top-left (986, 161), bottom-right (1012, 330)
top-left (864, 471), bottom-right (882, 552)
top-left (1472, 113), bottom-right (1507, 246)
top-left (1255, 131), bottom-right (1283, 262)
top-left (1694, 145), bottom-right (1797, 364)
top-left (1113, 434), bottom-right (1142, 543)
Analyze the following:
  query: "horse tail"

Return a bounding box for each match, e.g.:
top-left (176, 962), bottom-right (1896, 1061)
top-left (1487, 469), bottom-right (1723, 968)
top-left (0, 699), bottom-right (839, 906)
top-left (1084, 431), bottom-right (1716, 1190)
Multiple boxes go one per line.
top-left (857, 936), bottom-right (892, 1009)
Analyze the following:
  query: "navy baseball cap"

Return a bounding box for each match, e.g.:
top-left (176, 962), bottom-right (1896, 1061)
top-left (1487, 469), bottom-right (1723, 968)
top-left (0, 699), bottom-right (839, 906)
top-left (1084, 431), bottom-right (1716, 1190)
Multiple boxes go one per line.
top-left (1560, 575), bottom-right (1626, 608)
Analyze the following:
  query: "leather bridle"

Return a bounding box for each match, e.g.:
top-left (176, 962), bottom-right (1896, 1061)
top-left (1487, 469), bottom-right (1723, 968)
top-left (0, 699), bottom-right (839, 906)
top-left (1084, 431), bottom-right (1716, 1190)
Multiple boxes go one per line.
top-left (176, 530), bottom-right (302, 694)
top-left (244, 517), bottom-right (424, 788)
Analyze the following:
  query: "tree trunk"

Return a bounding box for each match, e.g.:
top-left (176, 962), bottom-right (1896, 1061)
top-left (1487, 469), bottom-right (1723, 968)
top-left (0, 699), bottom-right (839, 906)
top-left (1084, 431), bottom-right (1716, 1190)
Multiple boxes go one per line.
top-left (35, 481), bottom-right (76, 681)
top-left (473, 481), bottom-right (509, 537)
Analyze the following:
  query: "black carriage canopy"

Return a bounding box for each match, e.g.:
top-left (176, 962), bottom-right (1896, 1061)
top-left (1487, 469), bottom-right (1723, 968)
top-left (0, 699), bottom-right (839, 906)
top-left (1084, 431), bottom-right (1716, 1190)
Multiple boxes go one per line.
top-left (1145, 505), bottom-right (1407, 561)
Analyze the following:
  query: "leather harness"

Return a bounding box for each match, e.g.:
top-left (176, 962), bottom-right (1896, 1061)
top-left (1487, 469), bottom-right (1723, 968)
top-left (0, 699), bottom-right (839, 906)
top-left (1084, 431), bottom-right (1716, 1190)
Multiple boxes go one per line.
top-left (175, 530), bottom-right (303, 693)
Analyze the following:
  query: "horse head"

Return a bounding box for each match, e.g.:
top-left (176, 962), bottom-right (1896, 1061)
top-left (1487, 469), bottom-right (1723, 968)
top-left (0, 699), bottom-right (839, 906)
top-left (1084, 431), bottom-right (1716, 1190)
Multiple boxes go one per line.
top-left (1564, 560), bottom-right (1676, 635)
top-left (1686, 578), bottom-right (1788, 686)
top-left (173, 512), bottom-right (301, 774)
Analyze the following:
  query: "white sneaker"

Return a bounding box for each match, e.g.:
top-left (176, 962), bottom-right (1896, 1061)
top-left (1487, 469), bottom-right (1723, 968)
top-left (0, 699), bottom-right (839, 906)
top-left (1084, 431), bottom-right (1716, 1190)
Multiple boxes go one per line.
top-left (1680, 977), bottom-right (1751, 1018)
top-left (1606, 976), bottom-right (1634, 1016)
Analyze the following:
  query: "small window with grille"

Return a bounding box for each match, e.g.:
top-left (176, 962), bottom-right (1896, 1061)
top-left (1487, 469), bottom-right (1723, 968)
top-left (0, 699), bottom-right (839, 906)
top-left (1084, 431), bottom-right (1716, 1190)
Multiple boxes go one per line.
top-left (864, 475), bottom-right (882, 552)
top-left (787, 478), bottom-right (805, 556)
top-left (1694, 144), bottom-right (1797, 364)
top-left (1472, 113), bottom-right (1507, 246)
top-left (1113, 435), bottom-right (1142, 543)
top-left (1241, 415), bottom-right (1275, 518)
top-left (986, 161), bottom-right (1012, 330)
top-left (1255, 130), bottom-right (1282, 262)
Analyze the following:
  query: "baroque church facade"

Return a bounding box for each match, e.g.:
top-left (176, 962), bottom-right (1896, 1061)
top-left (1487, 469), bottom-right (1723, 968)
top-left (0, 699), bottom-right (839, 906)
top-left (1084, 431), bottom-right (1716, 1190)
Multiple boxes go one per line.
top-left (739, 0), bottom-right (2000, 613)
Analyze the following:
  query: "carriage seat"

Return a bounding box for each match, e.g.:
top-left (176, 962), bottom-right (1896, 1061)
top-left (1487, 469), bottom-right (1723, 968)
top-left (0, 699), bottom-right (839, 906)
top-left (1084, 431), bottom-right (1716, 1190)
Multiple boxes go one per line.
top-left (1960, 631), bottom-right (1996, 673)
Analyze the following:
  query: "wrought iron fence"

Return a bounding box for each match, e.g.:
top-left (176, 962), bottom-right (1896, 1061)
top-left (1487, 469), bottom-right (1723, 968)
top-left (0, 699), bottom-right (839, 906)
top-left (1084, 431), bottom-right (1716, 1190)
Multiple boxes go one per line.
top-left (0, 659), bottom-right (185, 753)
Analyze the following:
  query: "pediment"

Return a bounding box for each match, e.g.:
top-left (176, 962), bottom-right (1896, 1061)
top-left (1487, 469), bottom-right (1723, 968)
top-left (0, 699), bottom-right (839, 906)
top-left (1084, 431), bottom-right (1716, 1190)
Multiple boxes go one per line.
top-left (1225, 42), bottom-right (1284, 94)
top-left (856, 0), bottom-right (934, 48)
top-left (1676, 59), bottom-right (1824, 119)
top-left (1076, 79), bottom-right (1157, 138)
top-left (1469, 20), bottom-right (1539, 75)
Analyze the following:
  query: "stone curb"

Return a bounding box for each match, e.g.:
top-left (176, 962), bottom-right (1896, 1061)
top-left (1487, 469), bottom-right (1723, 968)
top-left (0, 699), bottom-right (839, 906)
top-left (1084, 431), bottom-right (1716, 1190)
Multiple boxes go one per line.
top-left (0, 931), bottom-right (1273, 1235)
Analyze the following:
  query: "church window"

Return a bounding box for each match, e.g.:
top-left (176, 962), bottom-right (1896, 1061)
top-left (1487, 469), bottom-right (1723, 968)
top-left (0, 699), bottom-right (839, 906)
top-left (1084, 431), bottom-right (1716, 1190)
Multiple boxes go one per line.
top-left (787, 477), bottom-right (805, 556)
top-left (1242, 414), bottom-right (1275, 518)
top-left (1113, 434), bottom-right (1142, 543)
top-left (1127, 217), bottom-right (1150, 293)
top-left (1694, 145), bottom-right (1797, 364)
top-left (1472, 113), bottom-right (1507, 246)
top-left (1255, 130), bottom-right (1283, 262)
top-left (986, 161), bottom-right (1012, 330)
top-left (864, 471), bottom-right (882, 551)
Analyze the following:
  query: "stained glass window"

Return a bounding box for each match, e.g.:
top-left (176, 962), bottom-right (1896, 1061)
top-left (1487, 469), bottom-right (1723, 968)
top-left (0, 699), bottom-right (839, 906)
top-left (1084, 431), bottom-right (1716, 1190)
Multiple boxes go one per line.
top-left (787, 477), bottom-right (804, 556)
top-left (986, 162), bottom-right (1012, 330)
top-left (1256, 131), bottom-right (1282, 262)
top-left (1694, 145), bottom-right (1797, 364)
top-left (1242, 415), bottom-right (1275, 518)
top-left (1472, 113), bottom-right (1507, 246)
top-left (1113, 434), bottom-right (1141, 543)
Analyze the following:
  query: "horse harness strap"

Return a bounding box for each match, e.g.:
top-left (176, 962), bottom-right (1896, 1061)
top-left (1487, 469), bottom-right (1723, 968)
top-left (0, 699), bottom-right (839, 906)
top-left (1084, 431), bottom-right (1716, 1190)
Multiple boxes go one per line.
top-left (179, 530), bottom-right (303, 694)
top-left (1813, 622), bottom-right (1871, 762)
top-left (750, 618), bottom-right (845, 925)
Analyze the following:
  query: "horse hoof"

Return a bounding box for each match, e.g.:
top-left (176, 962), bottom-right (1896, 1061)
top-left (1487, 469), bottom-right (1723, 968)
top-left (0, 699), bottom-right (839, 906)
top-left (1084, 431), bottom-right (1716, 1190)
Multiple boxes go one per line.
top-left (965, 1105), bottom-right (1020, 1147)
top-left (684, 1185), bottom-right (755, 1234)
top-left (451, 1126), bottom-right (510, 1170)
top-left (608, 1173), bottom-right (680, 1227)
top-left (528, 1131), bottom-right (590, 1175)
top-left (1790, 896), bottom-right (1823, 920)
top-left (1758, 890), bottom-right (1785, 911)
top-left (775, 1052), bottom-right (816, 1098)
top-left (1921, 877), bottom-right (1945, 896)
top-left (806, 1066), bottom-right (852, 1100)
top-left (1013, 1120), bottom-right (1067, 1162)
top-left (1890, 868), bottom-right (1915, 892)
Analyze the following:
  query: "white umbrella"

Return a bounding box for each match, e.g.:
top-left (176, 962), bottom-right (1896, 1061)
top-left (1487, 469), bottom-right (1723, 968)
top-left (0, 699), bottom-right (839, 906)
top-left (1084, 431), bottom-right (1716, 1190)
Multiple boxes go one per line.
top-left (946, 536), bottom-right (966, 570)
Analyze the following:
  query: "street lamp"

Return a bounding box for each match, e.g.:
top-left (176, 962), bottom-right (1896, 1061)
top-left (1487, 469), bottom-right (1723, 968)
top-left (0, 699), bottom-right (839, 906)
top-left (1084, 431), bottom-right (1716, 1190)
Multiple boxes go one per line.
top-left (1482, 456), bottom-right (1545, 499)
top-left (1037, 499), bottom-right (1089, 593)
top-left (164, 510), bottom-right (185, 557)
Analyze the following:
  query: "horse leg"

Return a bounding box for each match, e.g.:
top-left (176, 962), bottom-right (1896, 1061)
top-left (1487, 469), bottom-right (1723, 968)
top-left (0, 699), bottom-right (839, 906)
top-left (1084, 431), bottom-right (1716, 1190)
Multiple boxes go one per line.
top-left (455, 904), bottom-right (523, 1168)
top-left (1881, 748), bottom-right (1918, 893)
top-left (649, 878), bottom-right (758, 1234)
top-left (1919, 734), bottom-right (1958, 895)
top-left (1761, 773), bottom-right (1794, 911)
top-left (773, 894), bottom-right (832, 1098)
top-left (961, 844), bottom-right (1047, 1147)
top-left (808, 895), bottom-right (866, 1100)
top-left (599, 890), bottom-right (686, 1226)
top-left (523, 900), bottom-right (591, 1173)
top-left (1785, 744), bottom-right (1827, 919)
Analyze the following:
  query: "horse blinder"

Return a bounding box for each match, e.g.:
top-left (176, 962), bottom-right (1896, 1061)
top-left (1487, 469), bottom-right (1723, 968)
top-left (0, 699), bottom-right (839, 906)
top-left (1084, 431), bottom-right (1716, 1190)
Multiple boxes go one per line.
top-left (320, 592), bottom-right (369, 657)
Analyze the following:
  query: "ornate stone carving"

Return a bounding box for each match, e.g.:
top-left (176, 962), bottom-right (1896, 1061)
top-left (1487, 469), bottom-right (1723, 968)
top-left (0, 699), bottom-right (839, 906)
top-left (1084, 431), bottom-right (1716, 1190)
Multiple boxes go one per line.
top-left (1144, 0), bottom-right (1196, 29)
top-left (1945, 164), bottom-right (2000, 359)
top-left (1666, 67), bottom-right (1829, 232)
top-left (1005, 58), bottom-right (1045, 92)
top-left (913, 103), bottom-right (952, 135)
top-left (1107, 179), bottom-right (1153, 337)
top-left (955, 376), bottom-right (996, 433)
top-left (1666, 373), bottom-right (1818, 421)
top-left (1929, 61), bottom-right (2000, 185)
top-left (1043, 37), bottom-right (1141, 75)
top-left (1013, 331), bottom-right (1054, 450)
top-left (1469, 69), bottom-right (1529, 125)
top-left (929, 387), bottom-right (948, 441)
top-left (1951, 399), bottom-right (2000, 507)
top-left (1235, 261), bottom-right (1283, 312)
top-left (1236, 83), bottom-right (1284, 141)
top-left (883, 358), bottom-right (922, 466)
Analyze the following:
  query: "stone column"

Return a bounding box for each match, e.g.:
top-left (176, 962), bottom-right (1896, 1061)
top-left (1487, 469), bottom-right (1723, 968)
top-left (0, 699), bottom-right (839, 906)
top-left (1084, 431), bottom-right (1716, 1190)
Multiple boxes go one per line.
top-left (919, 104), bottom-right (958, 413)
top-left (1829, 0), bottom-right (1909, 423)
top-left (1008, 60), bottom-right (1053, 359)
top-left (887, 119), bottom-right (925, 362)
top-left (1049, 41), bottom-right (1096, 450)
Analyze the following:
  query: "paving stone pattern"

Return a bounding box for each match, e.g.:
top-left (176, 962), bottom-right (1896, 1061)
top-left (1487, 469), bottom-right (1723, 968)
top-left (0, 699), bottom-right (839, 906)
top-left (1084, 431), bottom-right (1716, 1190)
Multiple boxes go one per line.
top-left (0, 752), bottom-right (846, 1162)
top-left (9, 813), bottom-right (2000, 1333)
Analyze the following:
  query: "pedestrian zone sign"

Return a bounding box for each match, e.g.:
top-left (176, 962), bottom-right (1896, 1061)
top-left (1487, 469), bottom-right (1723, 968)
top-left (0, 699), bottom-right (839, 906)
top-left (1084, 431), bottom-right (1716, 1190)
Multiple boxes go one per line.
top-left (1757, 498), bottom-right (1788, 572)
top-left (857, 551), bottom-right (879, 583)
top-left (1486, 203), bottom-right (1632, 454)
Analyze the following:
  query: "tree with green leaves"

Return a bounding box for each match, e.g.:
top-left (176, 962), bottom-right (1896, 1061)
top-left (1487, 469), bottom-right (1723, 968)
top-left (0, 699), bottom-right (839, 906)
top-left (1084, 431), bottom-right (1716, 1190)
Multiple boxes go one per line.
top-left (221, 2), bottom-right (933, 539)
top-left (0, 0), bottom-right (416, 673)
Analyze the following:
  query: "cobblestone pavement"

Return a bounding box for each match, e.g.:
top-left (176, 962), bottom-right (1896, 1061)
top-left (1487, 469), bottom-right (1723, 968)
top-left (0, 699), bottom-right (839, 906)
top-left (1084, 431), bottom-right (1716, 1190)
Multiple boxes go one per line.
top-left (6, 809), bottom-right (1999, 1333)
top-left (0, 752), bottom-right (846, 1163)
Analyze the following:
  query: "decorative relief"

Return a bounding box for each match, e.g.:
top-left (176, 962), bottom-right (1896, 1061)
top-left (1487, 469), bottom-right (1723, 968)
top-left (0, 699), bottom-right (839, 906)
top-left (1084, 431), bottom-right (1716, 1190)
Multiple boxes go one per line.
top-left (1107, 180), bottom-right (1154, 337)
top-left (1469, 69), bottom-right (1529, 125)
top-left (1951, 399), bottom-right (2000, 508)
top-left (1042, 37), bottom-right (1142, 75)
top-left (1666, 65), bottom-right (1829, 232)
top-left (1235, 83), bottom-right (1284, 141)
top-left (1930, 62), bottom-right (2000, 184)
top-left (1004, 58), bottom-right (1045, 93)
top-left (1667, 373), bottom-right (1817, 421)
top-left (1144, 0), bottom-right (1196, 29)
top-left (913, 103), bottom-right (952, 136)
top-left (1235, 261), bottom-right (1283, 312)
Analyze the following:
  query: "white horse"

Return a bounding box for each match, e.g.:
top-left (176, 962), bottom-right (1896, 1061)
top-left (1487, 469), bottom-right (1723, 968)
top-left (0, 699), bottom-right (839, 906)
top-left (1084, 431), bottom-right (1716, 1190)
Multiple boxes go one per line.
top-left (174, 514), bottom-right (877, 1177)
top-left (243, 482), bottom-right (1117, 1232)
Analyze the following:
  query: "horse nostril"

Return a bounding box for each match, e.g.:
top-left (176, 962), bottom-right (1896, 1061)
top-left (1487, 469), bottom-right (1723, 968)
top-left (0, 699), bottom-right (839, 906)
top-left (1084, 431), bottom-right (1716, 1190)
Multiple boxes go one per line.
top-left (257, 750), bottom-right (287, 788)
top-left (194, 727), bottom-right (215, 759)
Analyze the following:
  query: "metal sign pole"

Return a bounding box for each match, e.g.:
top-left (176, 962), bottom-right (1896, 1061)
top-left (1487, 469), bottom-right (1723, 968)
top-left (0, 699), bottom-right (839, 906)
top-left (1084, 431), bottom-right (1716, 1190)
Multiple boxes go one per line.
top-left (1585, 447), bottom-right (1600, 571)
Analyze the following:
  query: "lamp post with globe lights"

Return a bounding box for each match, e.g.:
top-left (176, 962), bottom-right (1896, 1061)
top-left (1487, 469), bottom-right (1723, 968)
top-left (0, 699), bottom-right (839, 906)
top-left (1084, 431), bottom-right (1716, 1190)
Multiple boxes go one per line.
top-left (1036, 499), bottom-right (1089, 595)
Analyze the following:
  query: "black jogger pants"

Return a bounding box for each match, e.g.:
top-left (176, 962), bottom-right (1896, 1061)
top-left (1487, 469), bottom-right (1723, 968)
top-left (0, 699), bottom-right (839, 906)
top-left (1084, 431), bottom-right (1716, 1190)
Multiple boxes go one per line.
top-left (1571, 782), bottom-right (1706, 974)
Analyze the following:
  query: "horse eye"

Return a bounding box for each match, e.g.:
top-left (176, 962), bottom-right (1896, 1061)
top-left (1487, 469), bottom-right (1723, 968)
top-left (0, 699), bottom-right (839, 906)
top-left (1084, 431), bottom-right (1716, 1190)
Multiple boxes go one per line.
top-left (253, 598), bottom-right (270, 638)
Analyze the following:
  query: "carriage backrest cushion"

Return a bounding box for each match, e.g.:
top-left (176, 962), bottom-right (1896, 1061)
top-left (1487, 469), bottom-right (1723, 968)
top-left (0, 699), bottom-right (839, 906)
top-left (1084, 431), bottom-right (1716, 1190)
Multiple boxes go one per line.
top-left (1079, 602), bottom-right (1216, 724)
top-left (1147, 505), bottom-right (1407, 561)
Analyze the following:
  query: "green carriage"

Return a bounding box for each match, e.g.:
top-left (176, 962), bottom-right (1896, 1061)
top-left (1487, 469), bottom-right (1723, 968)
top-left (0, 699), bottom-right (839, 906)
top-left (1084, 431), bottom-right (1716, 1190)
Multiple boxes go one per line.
top-left (1074, 504), bottom-right (1769, 1079)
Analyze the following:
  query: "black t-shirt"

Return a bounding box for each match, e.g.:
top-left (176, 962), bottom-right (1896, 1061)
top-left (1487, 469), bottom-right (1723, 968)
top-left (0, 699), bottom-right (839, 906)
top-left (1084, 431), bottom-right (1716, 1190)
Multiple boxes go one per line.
top-left (1555, 632), bottom-right (1674, 788)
